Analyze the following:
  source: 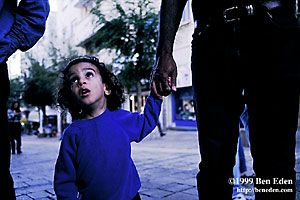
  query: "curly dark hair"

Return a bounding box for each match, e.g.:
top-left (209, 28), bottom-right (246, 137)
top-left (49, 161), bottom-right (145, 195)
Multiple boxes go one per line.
top-left (57, 56), bottom-right (125, 120)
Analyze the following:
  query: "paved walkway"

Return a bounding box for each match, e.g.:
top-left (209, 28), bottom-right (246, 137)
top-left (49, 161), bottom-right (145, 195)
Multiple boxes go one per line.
top-left (132, 131), bottom-right (199, 200)
top-left (10, 129), bottom-right (300, 199)
top-left (11, 135), bottom-right (59, 200)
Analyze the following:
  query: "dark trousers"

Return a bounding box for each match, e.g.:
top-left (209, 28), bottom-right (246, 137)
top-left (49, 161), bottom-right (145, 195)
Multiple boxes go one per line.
top-left (192, 9), bottom-right (300, 200)
top-left (132, 192), bottom-right (141, 200)
top-left (0, 62), bottom-right (16, 199)
top-left (9, 122), bottom-right (22, 153)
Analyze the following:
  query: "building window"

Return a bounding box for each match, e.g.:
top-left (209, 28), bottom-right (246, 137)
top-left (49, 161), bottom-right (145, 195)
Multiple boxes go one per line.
top-left (172, 87), bottom-right (197, 127)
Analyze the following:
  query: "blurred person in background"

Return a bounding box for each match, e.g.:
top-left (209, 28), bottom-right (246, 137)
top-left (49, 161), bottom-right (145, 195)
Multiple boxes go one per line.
top-left (8, 101), bottom-right (22, 154)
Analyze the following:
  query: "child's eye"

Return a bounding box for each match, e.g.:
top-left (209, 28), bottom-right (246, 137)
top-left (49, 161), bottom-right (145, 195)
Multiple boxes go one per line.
top-left (69, 77), bottom-right (79, 84)
top-left (86, 72), bottom-right (94, 78)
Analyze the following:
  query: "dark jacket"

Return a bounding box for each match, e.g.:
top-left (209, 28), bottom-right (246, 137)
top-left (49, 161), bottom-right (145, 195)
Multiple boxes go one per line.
top-left (0, 0), bottom-right (50, 63)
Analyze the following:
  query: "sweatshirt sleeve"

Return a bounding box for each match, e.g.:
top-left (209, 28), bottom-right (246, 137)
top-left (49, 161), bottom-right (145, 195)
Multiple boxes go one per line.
top-left (0, 0), bottom-right (50, 63)
top-left (54, 127), bottom-right (79, 200)
top-left (122, 93), bottom-right (162, 142)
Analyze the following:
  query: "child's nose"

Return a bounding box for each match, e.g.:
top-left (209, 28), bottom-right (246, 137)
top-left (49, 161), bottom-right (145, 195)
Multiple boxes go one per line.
top-left (78, 78), bottom-right (86, 87)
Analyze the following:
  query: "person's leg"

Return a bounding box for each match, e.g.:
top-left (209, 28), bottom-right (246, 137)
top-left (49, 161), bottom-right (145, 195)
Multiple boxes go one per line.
top-left (238, 135), bottom-right (247, 175)
top-left (192, 25), bottom-right (244, 199)
top-left (0, 62), bottom-right (16, 199)
top-left (194, 91), bottom-right (242, 199)
top-left (233, 140), bottom-right (244, 198)
top-left (16, 123), bottom-right (22, 153)
top-left (10, 126), bottom-right (16, 154)
top-left (247, 81), bottom-right (298, 200)
top-left (131, 192), bottom-right (141, 200)
top-left (243, 12), bottom-right (300, 199)
top-left (157, 121), bottom-right (166, 137)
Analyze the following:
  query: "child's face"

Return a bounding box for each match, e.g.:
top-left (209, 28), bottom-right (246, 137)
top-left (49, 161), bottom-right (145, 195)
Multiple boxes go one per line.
top-left (67, 62), bottom-right (111, 117)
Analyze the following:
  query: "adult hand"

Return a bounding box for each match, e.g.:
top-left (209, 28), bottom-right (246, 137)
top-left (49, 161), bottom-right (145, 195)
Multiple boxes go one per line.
top-left (151, 54), bottom-right (177, 99)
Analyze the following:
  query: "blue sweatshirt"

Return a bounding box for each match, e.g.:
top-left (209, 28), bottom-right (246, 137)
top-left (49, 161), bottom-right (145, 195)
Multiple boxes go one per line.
top-left (54, 95), bottom-right (162, 200)
top-left (0, 0), bottom-right (50, 63)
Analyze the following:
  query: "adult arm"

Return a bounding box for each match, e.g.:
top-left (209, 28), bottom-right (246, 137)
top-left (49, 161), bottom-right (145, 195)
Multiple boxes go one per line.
top-left (151, 0), bottom-right (187, 98)
top-left (54, 128), bottom-right (79, 200)
top-left (0, 0), bottom-right (50, 63)
top-left (0, 1), bottom-right (4, 13)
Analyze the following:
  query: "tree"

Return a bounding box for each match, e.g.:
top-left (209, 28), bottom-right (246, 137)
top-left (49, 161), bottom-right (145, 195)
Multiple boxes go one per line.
top-left (48, 42), bottom-right (79, 72)
top-left (7, 77), bottom-right (24, 108)
top-left (23, 55), bottom-right (58, 124)
top-left (47, 42), bottom-right (79, 126)
top-left (80, 0), bottom-right (158, 112)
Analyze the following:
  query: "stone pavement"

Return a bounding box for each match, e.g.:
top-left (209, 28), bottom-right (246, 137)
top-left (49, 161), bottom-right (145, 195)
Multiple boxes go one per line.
top-left (9, 129), bottom-right (300, 200)
top-left (132, 131), bottom-right (200, 200)
top-left (11, 135), bottom-right (59, 200)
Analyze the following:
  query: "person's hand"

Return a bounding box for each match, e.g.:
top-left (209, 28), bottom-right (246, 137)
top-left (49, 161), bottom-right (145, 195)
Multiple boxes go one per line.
top-left (151, 54), bottom-right (177, 99)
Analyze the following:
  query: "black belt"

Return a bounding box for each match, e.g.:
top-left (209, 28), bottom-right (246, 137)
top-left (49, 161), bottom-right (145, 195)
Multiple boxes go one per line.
top-left (223, 0), bottom-right (283, 23)
top-left (194, 0), bottom-right (285, 27)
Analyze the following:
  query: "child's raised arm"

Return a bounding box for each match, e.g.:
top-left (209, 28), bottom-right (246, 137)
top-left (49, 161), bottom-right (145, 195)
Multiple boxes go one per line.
top-left (117, 93), bottom-right (162, 142)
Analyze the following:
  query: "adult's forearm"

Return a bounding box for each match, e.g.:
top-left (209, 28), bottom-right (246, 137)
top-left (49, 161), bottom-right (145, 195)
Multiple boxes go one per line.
top-left (156, 0), bottom-right (187, 56)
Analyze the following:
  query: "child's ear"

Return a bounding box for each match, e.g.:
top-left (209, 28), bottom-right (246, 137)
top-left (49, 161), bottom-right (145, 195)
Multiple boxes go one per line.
top-left (104, 84), bottom-right (111, 96)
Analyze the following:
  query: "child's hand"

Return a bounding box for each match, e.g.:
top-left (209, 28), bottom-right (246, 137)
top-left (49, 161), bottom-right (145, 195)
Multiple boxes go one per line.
top-left (151, 77), bottom-right (172, 100)
top-left (151, 55), bottom-right (177, 99)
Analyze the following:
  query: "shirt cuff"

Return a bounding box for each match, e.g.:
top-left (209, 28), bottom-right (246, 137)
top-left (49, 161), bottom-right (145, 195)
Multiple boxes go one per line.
top-left (149, 92), bottom-right (163, 102)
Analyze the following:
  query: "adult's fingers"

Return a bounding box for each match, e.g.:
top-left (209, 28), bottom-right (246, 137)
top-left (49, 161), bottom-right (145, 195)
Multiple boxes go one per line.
top-left (170, 68), bottom-right (177, 92)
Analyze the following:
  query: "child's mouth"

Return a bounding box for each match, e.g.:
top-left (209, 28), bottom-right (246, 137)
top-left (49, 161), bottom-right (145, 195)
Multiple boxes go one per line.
top-left (80, 88), bottom-right (91, 97)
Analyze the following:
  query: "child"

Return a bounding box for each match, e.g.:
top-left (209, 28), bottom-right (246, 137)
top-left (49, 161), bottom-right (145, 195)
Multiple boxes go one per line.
top-left (54, 56), bottom-right (162, 200)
